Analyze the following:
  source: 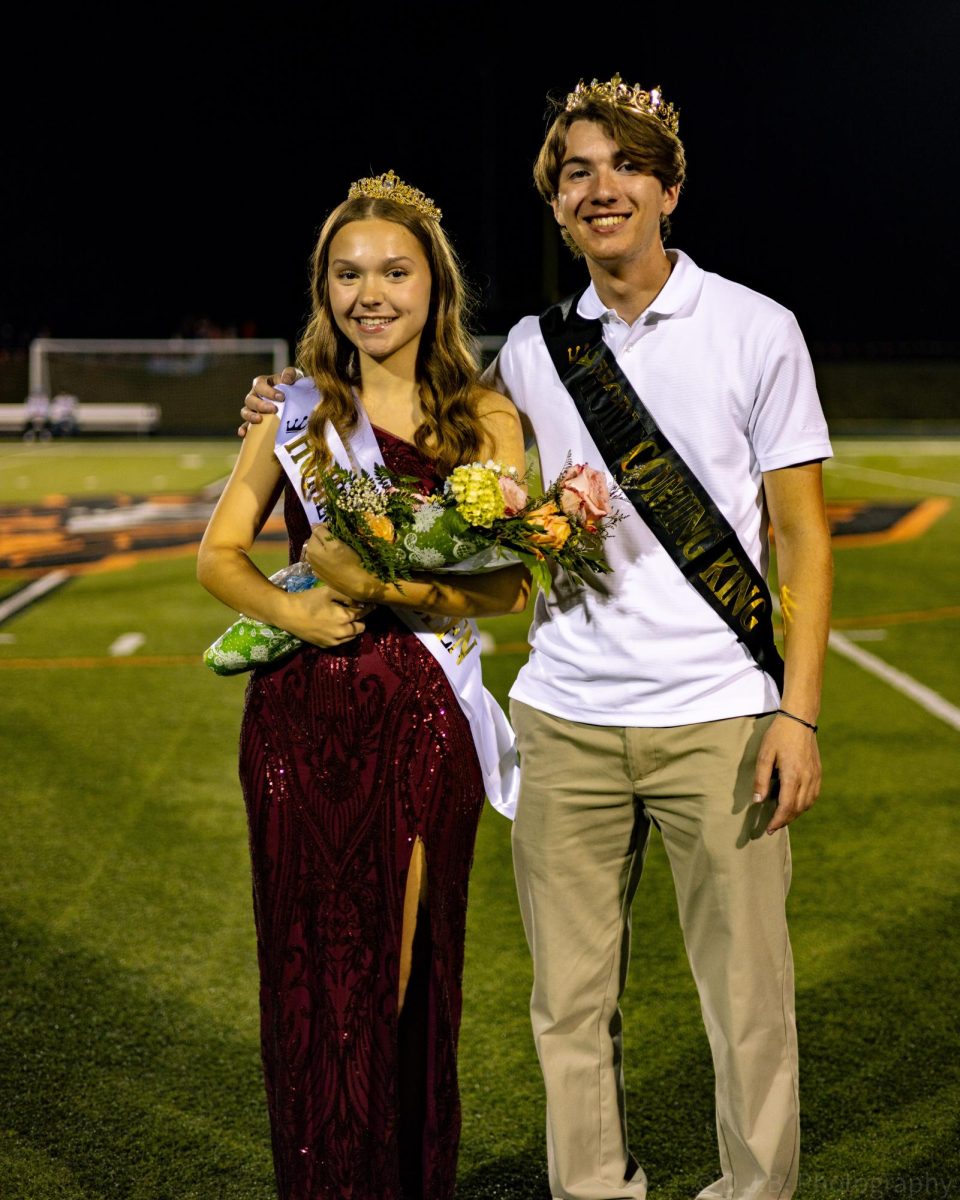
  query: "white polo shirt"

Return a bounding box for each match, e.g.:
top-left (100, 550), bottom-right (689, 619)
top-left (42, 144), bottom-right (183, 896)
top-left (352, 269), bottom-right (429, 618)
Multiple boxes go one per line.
top-left (488, 249), bottom-right (832, 727)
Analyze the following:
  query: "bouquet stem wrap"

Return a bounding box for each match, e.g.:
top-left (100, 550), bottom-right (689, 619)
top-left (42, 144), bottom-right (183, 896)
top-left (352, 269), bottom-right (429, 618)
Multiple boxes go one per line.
top-left (203, 560), bottom-right (321, 676)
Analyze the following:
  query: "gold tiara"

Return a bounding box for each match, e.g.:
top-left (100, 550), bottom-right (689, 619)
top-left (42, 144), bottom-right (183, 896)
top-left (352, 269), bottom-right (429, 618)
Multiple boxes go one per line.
top-left (347, 169), bottom-right (442, 221)
top-left (565, 74), bottom-right (680, 135)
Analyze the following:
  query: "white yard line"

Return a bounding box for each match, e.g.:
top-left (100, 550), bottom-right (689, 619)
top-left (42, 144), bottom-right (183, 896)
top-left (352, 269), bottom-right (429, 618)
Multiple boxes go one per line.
top-left (824, 460), bottom-right (960, 495)
top-left (201, 475), bottom-right (231, 500)
top-left (0, 570), bottom-right (70, 624)
top-left (833, 439), bottom-right (960, 456)
top-left (828, 630), bottom-right (960, 732)
top-left (109, 632), bottom-right (146, 657)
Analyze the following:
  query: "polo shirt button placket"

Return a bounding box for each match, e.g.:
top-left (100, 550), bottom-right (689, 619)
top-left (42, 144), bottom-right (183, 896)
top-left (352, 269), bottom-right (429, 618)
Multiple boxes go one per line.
top-left (623, 320), bottom-right (655, 355)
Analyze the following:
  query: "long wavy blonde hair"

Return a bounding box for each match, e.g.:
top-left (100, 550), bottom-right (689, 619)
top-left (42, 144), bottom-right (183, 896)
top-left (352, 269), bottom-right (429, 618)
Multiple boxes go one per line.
top-left (297, 196), bottom-right (485, 493)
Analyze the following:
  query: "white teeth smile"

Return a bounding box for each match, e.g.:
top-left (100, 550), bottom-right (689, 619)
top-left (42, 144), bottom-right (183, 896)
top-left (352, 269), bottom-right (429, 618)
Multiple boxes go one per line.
top-left (589, 215), bottom-right (627, 228)
top-left (356, 317), bottom-right (396, 327)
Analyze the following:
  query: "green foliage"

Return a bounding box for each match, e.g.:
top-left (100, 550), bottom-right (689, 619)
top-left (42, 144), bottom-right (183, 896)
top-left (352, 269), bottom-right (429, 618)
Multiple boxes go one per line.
top-left (1, 438), bottom-right (959, 1198)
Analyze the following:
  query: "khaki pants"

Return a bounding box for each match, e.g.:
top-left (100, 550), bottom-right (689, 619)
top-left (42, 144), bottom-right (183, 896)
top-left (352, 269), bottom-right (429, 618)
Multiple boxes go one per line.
top-left (511, 701), bottom-right (799, 1200)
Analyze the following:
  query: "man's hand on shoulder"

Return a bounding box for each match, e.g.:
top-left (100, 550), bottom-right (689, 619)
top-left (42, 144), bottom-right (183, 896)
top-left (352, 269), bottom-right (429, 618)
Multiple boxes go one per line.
top-left (238, 366), bottom-right (299, 437)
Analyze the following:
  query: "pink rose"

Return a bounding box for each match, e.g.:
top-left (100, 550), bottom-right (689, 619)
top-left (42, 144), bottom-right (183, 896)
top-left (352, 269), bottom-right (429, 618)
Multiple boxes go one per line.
top-left (558, 464), bottom-right (611, 532)
top-left (498, 475), bottom-right (528, 516)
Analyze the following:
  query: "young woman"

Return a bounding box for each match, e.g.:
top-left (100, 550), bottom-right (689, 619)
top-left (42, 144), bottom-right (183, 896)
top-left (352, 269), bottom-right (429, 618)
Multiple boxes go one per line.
top-left (198, 173), bottom-right (528, 1200)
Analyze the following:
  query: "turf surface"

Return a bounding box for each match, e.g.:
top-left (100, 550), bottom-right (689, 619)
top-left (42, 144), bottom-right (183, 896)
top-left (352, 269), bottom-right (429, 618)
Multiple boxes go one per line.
top-left (1, 438), bottom-right (958, 1199)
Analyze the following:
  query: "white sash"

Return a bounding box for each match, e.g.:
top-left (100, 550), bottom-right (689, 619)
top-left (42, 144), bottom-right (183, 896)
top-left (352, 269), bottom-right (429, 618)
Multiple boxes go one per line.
top-left (273, 378), bottom-right (519, 819)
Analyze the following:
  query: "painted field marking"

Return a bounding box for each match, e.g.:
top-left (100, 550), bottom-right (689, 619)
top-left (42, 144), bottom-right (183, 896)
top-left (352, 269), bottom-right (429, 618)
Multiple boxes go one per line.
top-left (202, 475), bottom-right (231, 499)
top-left (834, 439), bottom-right (960, 456)
top-left (0, 441), bottom-right (232, 465)
top-left (831, 604), bottom-right (960, 629)
top-left (0, 654), bottom-right (198, 669)
top-left (826, 460), bottom-right (960, 496)
top-left (109, 632), bottom-right (146, 657)
top-left (829, 630), bottom-right (960, 732)
top-left (0, 570), bottom-right (70, 624)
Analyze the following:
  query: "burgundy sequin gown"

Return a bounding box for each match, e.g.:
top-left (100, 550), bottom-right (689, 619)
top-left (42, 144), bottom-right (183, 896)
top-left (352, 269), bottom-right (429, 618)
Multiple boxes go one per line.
top-left (239, 429), bottom-right (485, 1200)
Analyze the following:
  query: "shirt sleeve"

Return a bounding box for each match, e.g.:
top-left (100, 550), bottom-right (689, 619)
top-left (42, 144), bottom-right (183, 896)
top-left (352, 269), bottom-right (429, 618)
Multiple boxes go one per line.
top-left (749, 311), bottom-right (833, 472)
top-left (480, 320), bottom-right (529, 399)
top-left (478, 320), bottom-right (541, 452)
top-left (479, 353), bottom-right (506, 396)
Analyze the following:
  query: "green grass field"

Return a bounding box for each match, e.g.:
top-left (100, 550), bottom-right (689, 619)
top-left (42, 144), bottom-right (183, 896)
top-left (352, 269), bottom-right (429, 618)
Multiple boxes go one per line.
top-left (1, 438), bottom-right (958, 1199)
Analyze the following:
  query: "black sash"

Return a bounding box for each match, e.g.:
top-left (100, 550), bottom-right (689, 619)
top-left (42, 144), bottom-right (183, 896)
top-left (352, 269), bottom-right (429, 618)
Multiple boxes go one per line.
top-left (539, 291), bottom-right (784, 692)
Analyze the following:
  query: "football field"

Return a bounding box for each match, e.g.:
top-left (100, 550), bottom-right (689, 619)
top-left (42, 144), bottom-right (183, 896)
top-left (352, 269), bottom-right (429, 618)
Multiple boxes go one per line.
top-left (1, 437), bottom-right (957, 1199)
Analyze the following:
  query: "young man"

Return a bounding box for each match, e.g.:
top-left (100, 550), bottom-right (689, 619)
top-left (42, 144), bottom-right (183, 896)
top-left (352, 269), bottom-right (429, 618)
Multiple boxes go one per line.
top-left (241, 76), bottom-right (832, 1200)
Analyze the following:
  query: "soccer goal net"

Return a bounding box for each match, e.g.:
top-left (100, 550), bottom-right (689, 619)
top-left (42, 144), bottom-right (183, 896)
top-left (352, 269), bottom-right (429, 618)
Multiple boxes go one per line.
top-left (28, 338), bottom-right (291, 435)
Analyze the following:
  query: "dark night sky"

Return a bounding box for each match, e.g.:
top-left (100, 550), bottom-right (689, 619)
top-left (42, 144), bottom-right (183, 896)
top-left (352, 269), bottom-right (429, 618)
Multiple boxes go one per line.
top-left (3, 1), bottom-right (958, 355)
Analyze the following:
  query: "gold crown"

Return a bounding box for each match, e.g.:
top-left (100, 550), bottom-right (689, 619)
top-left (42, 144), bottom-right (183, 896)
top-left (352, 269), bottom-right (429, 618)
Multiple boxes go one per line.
top-left (347, 169), bottom-right (442, 221)
top-left (565, 74), bottom-right (680, 135)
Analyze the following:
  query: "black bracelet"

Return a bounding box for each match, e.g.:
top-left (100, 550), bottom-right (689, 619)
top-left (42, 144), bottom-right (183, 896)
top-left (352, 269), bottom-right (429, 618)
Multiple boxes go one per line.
top-left (776, 708), bottom-right (818, 733)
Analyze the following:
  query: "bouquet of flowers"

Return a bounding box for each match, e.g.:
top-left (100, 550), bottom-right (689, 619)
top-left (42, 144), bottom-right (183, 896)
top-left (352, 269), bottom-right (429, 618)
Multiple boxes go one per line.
top-left (318, 458), bottom-right (615, 593)
top-left (204, 460), bottom-right (616, 676)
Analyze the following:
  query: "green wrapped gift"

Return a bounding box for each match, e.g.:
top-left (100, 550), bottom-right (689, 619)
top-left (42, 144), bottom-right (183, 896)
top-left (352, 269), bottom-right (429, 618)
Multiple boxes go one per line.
top-left (203, 561), bottom-right (321, 676)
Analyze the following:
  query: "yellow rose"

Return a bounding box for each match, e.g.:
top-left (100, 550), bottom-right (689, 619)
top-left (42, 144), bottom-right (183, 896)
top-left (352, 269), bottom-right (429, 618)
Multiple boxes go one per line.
top-left (527, 502), bottom-right (572, 550)
top-left (363, 512), bottom-right (396, 543)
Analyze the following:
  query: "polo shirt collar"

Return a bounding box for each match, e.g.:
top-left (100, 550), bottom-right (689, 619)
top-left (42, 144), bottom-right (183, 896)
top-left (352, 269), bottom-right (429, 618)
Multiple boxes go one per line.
top-left (576, 249), bottom-right (702, 325)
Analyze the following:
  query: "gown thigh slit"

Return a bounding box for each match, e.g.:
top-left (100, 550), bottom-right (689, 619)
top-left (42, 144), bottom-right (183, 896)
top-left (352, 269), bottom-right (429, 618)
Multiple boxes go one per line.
top-left (239, 428), bottom-right (485, 1200)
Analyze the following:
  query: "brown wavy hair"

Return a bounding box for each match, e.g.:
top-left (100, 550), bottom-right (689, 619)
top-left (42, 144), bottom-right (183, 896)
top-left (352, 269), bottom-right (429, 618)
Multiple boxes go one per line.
top-left (533, 97), bottom-right (686, 254)
top-left (297, 196), bottom-right (485, 493)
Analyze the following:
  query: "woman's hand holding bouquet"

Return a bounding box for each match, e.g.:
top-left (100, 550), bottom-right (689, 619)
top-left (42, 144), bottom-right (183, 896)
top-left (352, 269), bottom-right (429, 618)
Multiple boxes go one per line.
top-left (204, 458), bottom-right (617, 675)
